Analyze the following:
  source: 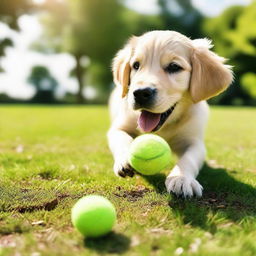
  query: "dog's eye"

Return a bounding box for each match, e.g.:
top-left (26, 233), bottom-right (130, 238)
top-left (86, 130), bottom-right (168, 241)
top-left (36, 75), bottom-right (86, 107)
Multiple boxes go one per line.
top-left (165, 63), bottom-right (183, 74)
top-left (133, 61), bottom-right (140, 70)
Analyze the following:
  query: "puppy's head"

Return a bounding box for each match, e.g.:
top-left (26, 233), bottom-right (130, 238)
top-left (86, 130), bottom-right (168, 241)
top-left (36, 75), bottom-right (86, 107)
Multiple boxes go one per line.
top-left (112, 31), bottom-right (233, 132)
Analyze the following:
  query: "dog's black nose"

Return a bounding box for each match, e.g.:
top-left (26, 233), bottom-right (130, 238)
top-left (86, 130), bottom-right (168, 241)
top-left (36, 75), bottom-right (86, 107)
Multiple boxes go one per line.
top-left (133, 87), bottom-right (157, 106)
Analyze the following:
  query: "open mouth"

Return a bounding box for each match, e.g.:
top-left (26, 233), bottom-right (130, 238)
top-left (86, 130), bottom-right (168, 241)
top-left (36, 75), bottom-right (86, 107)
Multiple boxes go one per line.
top-left (138, 103), bottom-right (177, 132)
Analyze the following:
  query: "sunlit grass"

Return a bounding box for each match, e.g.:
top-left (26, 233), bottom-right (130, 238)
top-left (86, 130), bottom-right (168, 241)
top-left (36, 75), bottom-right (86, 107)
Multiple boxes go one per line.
top-left (0, 105), bottom-right (255, 256)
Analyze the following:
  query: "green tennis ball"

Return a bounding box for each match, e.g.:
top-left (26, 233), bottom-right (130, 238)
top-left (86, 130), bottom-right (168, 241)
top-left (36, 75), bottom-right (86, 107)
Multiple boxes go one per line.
top-left (71, 195), bottom-right (116, 238)
top-left (129, 134), bottom-right (171, 175)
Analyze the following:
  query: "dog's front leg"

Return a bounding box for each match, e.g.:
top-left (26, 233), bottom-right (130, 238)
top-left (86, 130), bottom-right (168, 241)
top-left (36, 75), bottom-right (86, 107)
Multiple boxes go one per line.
top-left (165, 140), bottom-right (206, 197)
top-left (107, 128), bottom-right (135, 177)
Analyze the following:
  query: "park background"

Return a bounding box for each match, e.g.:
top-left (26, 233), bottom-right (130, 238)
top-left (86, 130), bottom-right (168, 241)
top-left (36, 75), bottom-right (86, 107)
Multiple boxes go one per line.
top-left (0, 0), bottom-right (256, 106)
top-left (1, 1), bottom-right (256, 255)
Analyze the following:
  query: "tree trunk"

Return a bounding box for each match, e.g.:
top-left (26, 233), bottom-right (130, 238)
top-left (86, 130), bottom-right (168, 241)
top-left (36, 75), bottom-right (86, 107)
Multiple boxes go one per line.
top-left (74, 55), bottom-right (85, 104)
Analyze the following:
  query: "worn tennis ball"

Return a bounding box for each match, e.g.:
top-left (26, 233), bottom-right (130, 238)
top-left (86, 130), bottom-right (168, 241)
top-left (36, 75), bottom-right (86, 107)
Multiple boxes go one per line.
top-left (129, 134), bottom-right (171, 175)
top-left (71, 195), bottom-right (116, 238)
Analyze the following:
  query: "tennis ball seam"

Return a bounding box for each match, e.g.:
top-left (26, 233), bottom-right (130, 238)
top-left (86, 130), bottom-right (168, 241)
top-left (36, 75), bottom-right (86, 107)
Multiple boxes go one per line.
top-left (128, 134), bottom-right (172, 175)
top-left (130, 151), bottom-right (168, 161)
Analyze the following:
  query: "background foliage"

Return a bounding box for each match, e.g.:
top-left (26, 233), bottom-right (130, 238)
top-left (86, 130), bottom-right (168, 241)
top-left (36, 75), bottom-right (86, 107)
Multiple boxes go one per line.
top-left (0, 0), bottom-right (255, 105)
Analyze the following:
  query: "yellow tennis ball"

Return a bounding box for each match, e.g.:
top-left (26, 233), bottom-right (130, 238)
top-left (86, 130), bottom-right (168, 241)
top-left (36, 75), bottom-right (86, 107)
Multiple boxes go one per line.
top-left (129, 134), bottom-right (171, 175)
top-left (71, 195), bottom-right (116, 238)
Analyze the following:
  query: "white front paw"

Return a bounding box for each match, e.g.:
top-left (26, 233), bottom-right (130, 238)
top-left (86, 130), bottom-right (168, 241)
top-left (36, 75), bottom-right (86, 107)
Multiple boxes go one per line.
top-left (113, 157), bottom-right (134, 178)
top-left (165, 175), bottom-right (203, 198)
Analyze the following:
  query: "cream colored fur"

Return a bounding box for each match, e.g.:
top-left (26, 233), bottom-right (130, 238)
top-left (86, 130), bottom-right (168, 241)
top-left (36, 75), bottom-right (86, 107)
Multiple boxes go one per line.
top-left (108, 31), bottom-right (233, 197)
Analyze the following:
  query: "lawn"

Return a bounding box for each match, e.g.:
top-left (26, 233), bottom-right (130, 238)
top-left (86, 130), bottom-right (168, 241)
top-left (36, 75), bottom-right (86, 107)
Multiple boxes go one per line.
top-left (0, 105), bottom-right (255, 256)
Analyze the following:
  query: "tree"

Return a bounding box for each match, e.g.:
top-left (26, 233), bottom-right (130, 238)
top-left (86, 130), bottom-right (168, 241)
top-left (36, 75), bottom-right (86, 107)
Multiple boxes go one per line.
top-left (27, 65), bottom-right (58, 103)
top-left (0, 0), bottom-right (33, 71)
top-left (0, 38), bottom-right (13, 72)
top-left (204, 2), bottom-right (256, 105)
top-left (241, 73), bottom-right (256, 101)
top-left (36, 0), bottom-right (128, 103)
top-left (0, 0), bottom-right (32, 29)
top-left (35, 0), bottom-right (165, 103)
top-left (158, 0), bottom-right (203, 38)
top-left (86, 9), bottom-right (163, 102)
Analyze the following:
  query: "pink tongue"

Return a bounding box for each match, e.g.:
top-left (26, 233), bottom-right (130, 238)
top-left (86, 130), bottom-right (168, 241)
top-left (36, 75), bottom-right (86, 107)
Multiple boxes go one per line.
top-left (138, 111), bottom-right (161, 132)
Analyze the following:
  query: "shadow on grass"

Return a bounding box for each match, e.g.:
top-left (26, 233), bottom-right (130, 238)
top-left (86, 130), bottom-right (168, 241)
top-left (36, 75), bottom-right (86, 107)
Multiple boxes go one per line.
top-left (142, 173), bottom-right (167, 194)
top-left (84, 231), bottom-right (130, 254)
top-left (168, 164), bottom-right (256, 232)
top-left (145, 164), bottom-right (256, 232)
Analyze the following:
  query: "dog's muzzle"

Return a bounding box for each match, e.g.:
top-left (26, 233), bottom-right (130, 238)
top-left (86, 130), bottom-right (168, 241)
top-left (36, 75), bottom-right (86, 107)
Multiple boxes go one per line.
top-left (133, 87), bottom-right (157, 108)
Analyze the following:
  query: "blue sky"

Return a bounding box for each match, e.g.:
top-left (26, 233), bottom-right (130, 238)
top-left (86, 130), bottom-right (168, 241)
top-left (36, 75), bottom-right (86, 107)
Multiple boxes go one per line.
top-left (0, 0), bottom-right (251, 99)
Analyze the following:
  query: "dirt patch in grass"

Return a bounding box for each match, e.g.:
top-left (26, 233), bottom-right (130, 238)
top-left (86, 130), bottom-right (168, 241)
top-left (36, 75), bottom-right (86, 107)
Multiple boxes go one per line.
top-left (169, 191), bottom-right (256, 212)
top-left (113, 185), bottom-right (152, 202)
top-left (197, 192), bottom-right (230, 209)
top-left (198, 191), bottom-right (255, 211)
top-left (0, 218), bottom-right (31, 235)
top-left (0, 186), bottom-right (59, 213)
top-left (0, 183), bottom-right (92, 213)
top-left (0, 234), bottom-right (18, 248)
top-left (17, 198), bottom-right (59, 213)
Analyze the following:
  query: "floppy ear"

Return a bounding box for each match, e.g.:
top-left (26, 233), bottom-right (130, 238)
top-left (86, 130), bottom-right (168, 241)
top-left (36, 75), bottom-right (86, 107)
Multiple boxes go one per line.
top-left (112, 37), bottom-right (136, 98)
top-left (190, 38), bottom-right (233, 103)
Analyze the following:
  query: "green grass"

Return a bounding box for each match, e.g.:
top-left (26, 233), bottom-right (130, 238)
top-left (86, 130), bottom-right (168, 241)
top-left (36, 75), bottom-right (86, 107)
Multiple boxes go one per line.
top-left (0, 105), bottom-right (255, 256)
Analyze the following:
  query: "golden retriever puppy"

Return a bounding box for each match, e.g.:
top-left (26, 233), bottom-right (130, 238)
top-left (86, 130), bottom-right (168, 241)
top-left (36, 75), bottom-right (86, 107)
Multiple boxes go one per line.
top-left (107, 30), bottom-right (233, 197)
